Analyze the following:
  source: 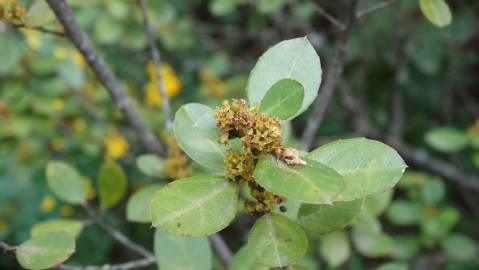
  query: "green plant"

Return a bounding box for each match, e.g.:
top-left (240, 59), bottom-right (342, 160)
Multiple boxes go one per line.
top-left (148, 37), bottom-right (407, 268)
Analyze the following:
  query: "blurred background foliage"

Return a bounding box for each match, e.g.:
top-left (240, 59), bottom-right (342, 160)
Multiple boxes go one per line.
top-left (0, 0), bottom-right (478, 269)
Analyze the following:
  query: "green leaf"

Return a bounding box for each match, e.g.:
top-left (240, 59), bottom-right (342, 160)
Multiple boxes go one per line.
top-left (419, 0), bottom-right (452, 28)
top-left (16, 231), bottom-right (75, 270)
top-left (273, 199), bottom-right (301, 220)
top-left (136, 154), bottom-right (164, 178)
top-left (364, 190), bottom-right (393, 216)
top-left (154, 230), bottom-right (212, 270)
top-left (319, 231), bottom-right (351, 267)
top-left (150, 176), bottom-right (238, 236)
top-left (46, 161), bottom-right (86, 205)
top-left (31, 219), bottom-right (83, 239)
top-left (174, 103), bottom-right (228, 170)
top-left (259, 79), bottom-right (304, 120)
top-left (376, 262), bottom-right (408, 270)
top-left (248, 213), bottom-right (308, 267)
top-left (25, 0), bottom-right (55, 27)
top-left (247, 37), bottom-right (322, 120)
top-left (352, 215), bottom-right (394, 257)
top-left (419, 206), bottom-right (459, 240)
top-left (94, 14), bottom-right (123, 44)
top-left (441, 234), bottom-right (478, 261)
top-left (98, 161), bottom-right (127, 210)
top-left (420, 178), bottom-right (445, 203)
top-left (297, 199), bottom-right (363, 235)
top-left (391, 235), bottom-right (420, 261)
top-left (126, 184), bottom-right (163, 223)
top-left (386, 200), bottom-right (421, 226)
top-left (254, 155), bottom-right (345, 204)
top-left (306, 138), bottom-right (406, 201)
top-left (230, 246), bottom-right (269, 270)
top-left (424, 127), bottom-right (467, 153)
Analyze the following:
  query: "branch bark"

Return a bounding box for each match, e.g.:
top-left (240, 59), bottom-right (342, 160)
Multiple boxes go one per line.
top-left (11, 23), bottom-right (65, 37)
top-left (300, 0), bottom-right (358, 151)
top-left (356, 0), bottom-right (397, 19)
top-left (339, 85), bottom-right (479, 193)
top-left (45, 0), bottom-right (164, 155)
top-left (56, 257), bottom-right (155, 270)
top-left (138, 0), bottom-right (173, 131)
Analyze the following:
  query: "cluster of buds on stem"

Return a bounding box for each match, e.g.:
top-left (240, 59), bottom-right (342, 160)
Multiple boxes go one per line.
top-left (216, 99), bottom-right (290, 214)
top-left (0, 0), bottom-right (26, 24)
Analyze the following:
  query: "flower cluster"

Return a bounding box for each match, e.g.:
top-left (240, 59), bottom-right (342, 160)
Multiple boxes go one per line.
top-left (161, 132), bottom-right (192, 180)
top-left (215, 99), bottom-right (285, 214)
top-left (0, 0), bottom-right (26, 24)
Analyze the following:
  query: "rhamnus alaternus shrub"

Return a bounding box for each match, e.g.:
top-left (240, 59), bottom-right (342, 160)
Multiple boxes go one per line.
top-left (149, 37), bottom-right (407, 268)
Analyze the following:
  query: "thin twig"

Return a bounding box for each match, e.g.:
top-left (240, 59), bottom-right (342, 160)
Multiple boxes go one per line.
top-left (45, 0), bottom-right (165, 155)
top-left (312, 1), bottom-right (346, 30)
top-left (82, 204), bottom-right (154, 260)
top-left (0, 240), bottom-right (16, 254)
top-left (388, 32), bottom-right (407, 140)
top-left (138, 0), bottom-right (173, 131)
top-left (208, 233), bottom-right (233, 266)
top-left (11, 23), bottom-right (65, 37)
top-left (56, 257), bottom-right (156, 270)
top-left (356, 0), bottom-right (397, 19)
top-left (300, 0), bottom-right (358, 151)
top-left (339, 85), bottom-right (479, 193)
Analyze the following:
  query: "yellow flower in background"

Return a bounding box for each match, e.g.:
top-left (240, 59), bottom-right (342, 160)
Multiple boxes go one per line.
top-left (199, 68), bottom-right (227, 98)
top-left (72, 118), bottom-right (86, 133)
top-left (53, 47), bottom-right (68, 59)
top-left (0, 98), bottom-right (7, 114)
top-left (144, 62), bottom-right (182, 106)
top-left (40, 195), bottom-right (56, 213)
top-left (72, 51), bottom-right (86, 68)
top-left (81, 176), bottom-right (96, 200)
top-left (104, 127), bottom-right (129, 160)
top-left (60, 205), bottom-right (75, 217)
top-left (52, 98), bottom-right (64, 111)
top-left (50, 138), bottom-right (65, 152)
top-left (466, 120), bottom-right (479, 137)
top-left (0, 220), bottom-right (7, 231)
top-left (21, 29), bottom-right (42, 50)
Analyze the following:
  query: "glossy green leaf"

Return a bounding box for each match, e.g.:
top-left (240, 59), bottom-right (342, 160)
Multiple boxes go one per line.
top-left (386, 200), bottom-right (421, 226)
top-left (46, 161), bottom-right (86, 205)
top-left (98, 161), bottom-right (127, 210)
top-left (320, 231), bottom-right (350, 267)
top-left (254, 155), bottom-right (345, 204)
top-left (259, 79), bottom-right (304, 120)
top-left (273, 199), bottom-right (301, 220)
top-left (136, 154), bottom-right (164, 178)
top-left (376, 262), bottom-right (408, 270)
top-left (16, 231), bottom-right (75, 270)
top-left (248, 213), bottom-right (308, 267)
top-left (126, 184), bottom-right (163, 223)
top-left (307, 138), bottom-right (407, 201)
top-left (419, 0), bottom-right (452, 28)
top-left (150, 176), bottom-right (238, 236)
top-left (25, 0), bottom-right (55, 27)
top-left (441, 234), bottom-right (478, 261)
top-left (174, 103), bottom-right (228, 170)
top-left (31, 219), bottom-right (83, 239)
top-left (230, 246), bottom-right (268, 270)
top-left (424, 127), bottom-right (467, 153)
top-left (352, 215), bottom-right (394, 257)
top-left (247, 37), bottom-right (321, 119)
top-left (297, 199), bottom-right (362, 234)
top-left (154, 230), bottom-right (212, 270)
